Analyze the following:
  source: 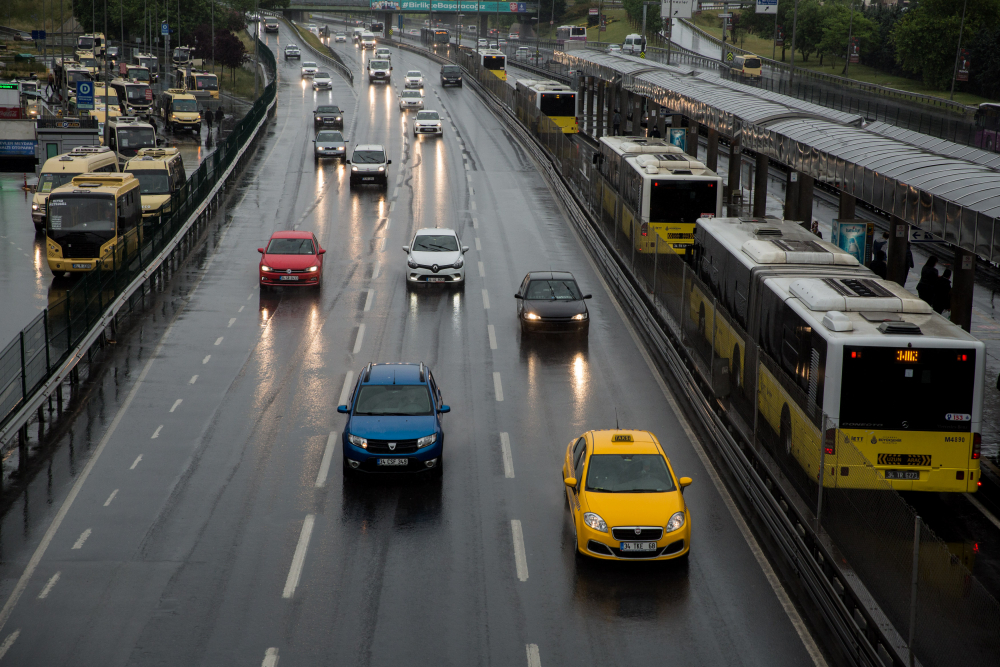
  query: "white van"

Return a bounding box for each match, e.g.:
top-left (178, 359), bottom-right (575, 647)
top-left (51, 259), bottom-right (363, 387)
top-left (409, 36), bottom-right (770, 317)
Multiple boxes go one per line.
top-left (622, 33), bottom-right (645, 55)
top-left (360, 32), bottom-right (377, 50)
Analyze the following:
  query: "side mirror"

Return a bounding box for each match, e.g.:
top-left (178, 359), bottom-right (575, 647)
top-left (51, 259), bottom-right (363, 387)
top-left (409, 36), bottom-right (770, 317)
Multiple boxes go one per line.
top-left (337, 405), bottom-right (350, 414)
top-left (402, 245), bottom-right (410, 253)
top-left (387, 159), bottom-right (392, 164)
top-left (583, 294), bottom-right (592, 300)
top-left (345, 159), bottom-right (350, 164)
top-left (312, 139), bottom-right (316, 143)
top-left (438, 405), bottom-right (451, 414)
top-left (462, 246), bottom-right (469, 253)
top-left (563, 477), bottom-right (577, 488)
top-left (257, 247), bottom-right (265, 253)
top-left (679, 476), bottom-right (693, 490)
top-left (317, 248), bottom-right (326, 255)
top-left (514, 293), bottom-right (523, 299)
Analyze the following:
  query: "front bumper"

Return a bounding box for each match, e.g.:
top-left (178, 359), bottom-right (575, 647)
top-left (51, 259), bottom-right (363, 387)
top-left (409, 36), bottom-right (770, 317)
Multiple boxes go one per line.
top-left (579, 524), bottom-right (690, 561)
top-left (521, 315), bottom-right (589, 333)
top-left (315, 118), bottom-right (343, 127)
top-left (350, 172), bottom-right (388, 185)
top-left (260, 270), bottom-right (321, 286)
top-left (405, 80), bottom-right (424, 88)
top-left (441, 78), bottom-right (462, 86)
top-left (344, 439), bottom-right (443, 473)
top-left (315, 147), bottom-right (346, 158)
top-left (313, 82), bottom-right (332, 89)
top-left (407, 266), bottom-right (464, 284)
top-left (414, 125), bottom-right (442, 135)
top-left (400, 102), bottom-right (423, 110)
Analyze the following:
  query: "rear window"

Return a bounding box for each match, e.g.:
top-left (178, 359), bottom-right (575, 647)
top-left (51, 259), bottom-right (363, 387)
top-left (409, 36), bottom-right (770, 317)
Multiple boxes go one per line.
top-left (744, 58), bottom-right (761, 69)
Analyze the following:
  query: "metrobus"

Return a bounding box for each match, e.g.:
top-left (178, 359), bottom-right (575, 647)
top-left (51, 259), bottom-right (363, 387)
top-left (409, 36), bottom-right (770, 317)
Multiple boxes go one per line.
top-left (556, 25), bottom-right (587, 42)
top-left (593, 136), bottom-right (721, 256)
top-left (421, 28), bottom-right (450, 46)
top-left (685, 216), bottom-right (985, 493)
top-left (479, 48), bottom-right (506, 81)
top-left (973, 103), bottom-right (1000, 152)
top-left (45, 173), bottom-right (142, 275)
top-left (515, 78), bottom-right (579, 133)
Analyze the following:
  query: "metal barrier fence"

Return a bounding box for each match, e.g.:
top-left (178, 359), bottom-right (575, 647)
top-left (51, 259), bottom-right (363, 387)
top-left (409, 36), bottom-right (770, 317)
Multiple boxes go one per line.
top-left (399, 37), bottom-right (1000, 667)
top-left (0, 36), bottom-right (278, 453)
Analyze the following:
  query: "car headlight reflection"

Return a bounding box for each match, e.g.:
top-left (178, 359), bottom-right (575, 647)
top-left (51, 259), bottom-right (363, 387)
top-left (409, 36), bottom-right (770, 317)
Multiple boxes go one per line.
top-left (524, 312), bottom-right (540, 320)
top-left (348, 434), bottom-right (367, 448)
top-left (665, 511), bottom-right (686, 533)
top-left (307, 265), bottom-right (318, 272)
top-left (583, 512), bottom-right (608, 533)
top-left (417, 433), bottom-right (437, 448)
top-left (260, 265), bottom-right (272, 272)
top-left (572, 312), bottom-right (588, 320)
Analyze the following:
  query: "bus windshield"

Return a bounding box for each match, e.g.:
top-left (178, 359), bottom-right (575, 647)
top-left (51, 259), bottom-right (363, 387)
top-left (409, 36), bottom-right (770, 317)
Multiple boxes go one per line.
top-left (540, 93), bottom-right (575, 117)
top-left (38, 172), bottom-right (79, 193)
top-left (116, 127), bottom-right (156, 151)
top-left (194, 76), bottom-right (218, 90)
top-left (172, 99), bottom-right (198, 112)
top-left (47, 195), bottom-right (116, 236)
top-left (129, 170), bottom-right (171, 195)
top-left (483, 56), bottom-right (505, 70)
top-left (138, 58), bottom-right (158, 72)
top-left (840, 347), bottom-right (977, 432)
top-left (78, 37), bottom-right (94, 49)
top-left (648, 180), bottom-right (718, 224)
top-left (125, 85), bottom-right (150, 101)
top-left (127, 68), bottom-right (151, 82)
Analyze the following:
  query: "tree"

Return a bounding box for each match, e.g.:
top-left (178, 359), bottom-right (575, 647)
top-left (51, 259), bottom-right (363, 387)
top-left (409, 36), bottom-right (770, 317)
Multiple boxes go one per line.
top-left (816, 2), bottom-right (875, 73)
top-left (214, 29), bottom-right (248, 86)
top-left (860, 3), bottom-right (906, 76)
top-left (789, 0), bottom-right (824, 63)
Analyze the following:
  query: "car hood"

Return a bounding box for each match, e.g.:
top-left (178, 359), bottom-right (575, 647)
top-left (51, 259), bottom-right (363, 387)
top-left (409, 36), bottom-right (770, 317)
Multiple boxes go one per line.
top-left (349, 415), bottom-right (437, 440)
top-left (314, 77), bottom-right (331, 83)
top-left (582, 490), bottom-right (685, 529)
top-left (523, 299), bottom-right (586, 317)
top-left (415, 118), bottom-right (441, 126)
top-left (353, 163), bottom-right (385, 172)
top-left (316, 141), bottom-right (346, 148)
top-left (261, 253), bottom-right (318, 269)
top-left (410, 250), bottom-right (460, 266)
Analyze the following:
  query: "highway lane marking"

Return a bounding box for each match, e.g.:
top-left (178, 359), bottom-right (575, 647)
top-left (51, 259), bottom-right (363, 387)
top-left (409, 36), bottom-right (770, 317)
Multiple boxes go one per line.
top-left (238, 305), bottom-right (245, 313)
top-left (103, 490), bottom-right (118, 507)
top-left (150, 425), bottom-right (163, 439)
top-left (364, 290), bottom-right (375, 311)
top-left (247, 293), bottom-right (254, 300)
top-left (965, 493), bottom-right (1000, 531)
top-left (169, 399), bottom-right (183, 413)
top-left (385, 218), bottom-right (391, 231)
top-left (578, 226), bottom-right (828, 667)
top-left (338, 372), bottom-right (355, 406)
top-left (478, 261), bottom-right (485, 278)
top-left (493, 372), bottom-right (504, 402)
top-left (526, 644), bottom-right (541, 667)
top-left (379, 237), bottom-right (387, 252)
top-left (282, 514), bottom-right (316, 598)
top-left (202, 355), bottom-right (211, 364)
top-left (488, 325), bottom-right (497, 350)
top-left (315, 432), bottom-right (337, 488)
top-left (510, 520), bottom-right (528, 581)
top-left (390, 201), bottom-right (396, 212)
top-left (261, 647), bottom-right (279, 667)
top-left (500, 432), bottom-right (515, 478)
top-left (353, 324), bottom-right (366, 353)
top-left (469, 186), bottom-right (474, 196)
top-left (470, 200), bottom-right (477, 210)
top-left (189, 375), bottom-right (199, 384)
top-left (475, 238), bottom-right (481, 251)
top-left (37, 573), bottom-right (60, 600)
top-left (228, 318), bottom-right (237, 328)
top-left (393, 186), bottom-right (400, 198)
top-left (482, 289), bottom-right (490, 309)
top-left (71, 529), bottom-right (92, 550)
top-left (372, 261), bottom-right (381, 279)
top-left (130, 455), bottom-right (143, 470)
top-left (214, 336), bottom-right (224, 346)
top-left (472, 217), bottom-right (478, 229)
top-left (0, 630), bottom-right (19, 660)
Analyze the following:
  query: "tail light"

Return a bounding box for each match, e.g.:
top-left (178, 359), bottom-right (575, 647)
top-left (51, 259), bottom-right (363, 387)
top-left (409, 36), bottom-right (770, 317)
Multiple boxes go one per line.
top-left (824, 428), bottom-right (836, 456)
top-left (972, 433), bottom-right (981, 460)
top-left (640, 222), bottom-right (648, 237)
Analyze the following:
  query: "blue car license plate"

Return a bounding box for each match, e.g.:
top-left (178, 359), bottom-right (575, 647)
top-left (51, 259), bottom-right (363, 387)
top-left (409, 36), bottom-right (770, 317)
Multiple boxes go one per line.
top-left (377, 458), bottom-right (408, 466)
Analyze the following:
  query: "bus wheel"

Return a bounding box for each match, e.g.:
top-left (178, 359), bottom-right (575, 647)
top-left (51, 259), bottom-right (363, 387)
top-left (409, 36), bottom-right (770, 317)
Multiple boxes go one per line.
top-left (731, 346), bottom-right (741, 389)
top-left (780, 405), bottom-right (792, 456)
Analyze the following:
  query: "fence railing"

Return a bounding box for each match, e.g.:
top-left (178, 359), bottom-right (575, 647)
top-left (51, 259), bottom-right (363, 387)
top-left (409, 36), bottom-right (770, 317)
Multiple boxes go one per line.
top-left (286, 19), bottom-right (354, 86)
top-left (0, 36), bottom-right (278, 457)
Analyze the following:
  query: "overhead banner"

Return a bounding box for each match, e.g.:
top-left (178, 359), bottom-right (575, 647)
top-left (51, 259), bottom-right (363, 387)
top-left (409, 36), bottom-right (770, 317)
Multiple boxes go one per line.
top-left (380, 1), bottom-right (529, 11)
top-left (756, 0), bottom-right (777, 13)
top-left (957, 49), bottom-right (970, 82)
top-left (661, 0), bottom-right (692, 19)
top-left (849, 36), bottom-right (859, 63)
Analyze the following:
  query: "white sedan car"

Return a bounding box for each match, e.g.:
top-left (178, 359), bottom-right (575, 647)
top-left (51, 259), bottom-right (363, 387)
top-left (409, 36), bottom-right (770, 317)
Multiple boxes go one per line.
top-left (301, 61), bottom-right (319, 77)
top-left (312, 71), bottom-right (332, 90)
top-left (335, 32), bottom-right (347, 42)
top-left (404, 70), bottom-right (424, 88)
top-left (477, 38), bottom-right (488, 48)
top-left (399, 89), bottom-right (424, 110)
top-left (413, 110), bottom-right (443, 137)
top-left (403, 228), bottom-right (469, 286)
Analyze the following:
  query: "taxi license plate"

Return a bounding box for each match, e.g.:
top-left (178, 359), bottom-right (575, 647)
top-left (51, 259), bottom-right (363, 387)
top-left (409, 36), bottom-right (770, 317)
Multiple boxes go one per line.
top-left (885, 470), bottom-right (920, 481)
top-left (279, 275), bottom-right (299, 281)
top-left (377, 458), bottom-right (408, 466)
top-left (72, 263), bottom-right (91, 269)
top-left (427, 277), bottom-right (445, 282)
top-left (619, 541), bottom-right (658, 552)
top-left (362, 177), bottom-right (375, 181)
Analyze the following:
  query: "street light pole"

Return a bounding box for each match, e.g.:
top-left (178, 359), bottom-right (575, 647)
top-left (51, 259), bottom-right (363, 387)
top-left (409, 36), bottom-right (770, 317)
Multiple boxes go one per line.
top-left (950, 0), bottom-right (969, 101)
top-left (843, 0), bottom-right (855, 77)
top-left (789, 0), bottom-right (799, 86)
top-left (104, 0), bottom-right (109, 147)
top-left (665, 0), bottom-right (674, 66)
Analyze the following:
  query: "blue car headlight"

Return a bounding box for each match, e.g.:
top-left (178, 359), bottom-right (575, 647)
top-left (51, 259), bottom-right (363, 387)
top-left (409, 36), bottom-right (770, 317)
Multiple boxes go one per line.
top-left (417, 434), bottom-right (437, 448)
top-left (348, 434), bottom-right (367, 449)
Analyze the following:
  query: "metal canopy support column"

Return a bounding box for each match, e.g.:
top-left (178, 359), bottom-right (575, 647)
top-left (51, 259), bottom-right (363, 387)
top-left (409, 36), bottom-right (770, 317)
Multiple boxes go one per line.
top-left (797, 173), bottom-right (815, 230)
top-left (839, 192), bottom-right (856, 220)
top-left (706, 127), bottom-right (719, 172)
top-left (727, 133), bottom-right (742, 215)
top-left (578, 76), bottom-right (587, 133)
top-left (687, 120), bottom-right (699, 159)
top-left (587, 77), bottom-right (596, 135)
top-left (784, 171), bottom-right (800, 221)
top-left (633, 94), bottom-right (643, 137)
top-left (657, 106), bottom-right (667, 139)
top-left (649, 101), bottom-right (659, 136)
top-left (951, 248), bottom-right (976, 332)
top-left (596, 80), bottom-right (605, 139)
top-left (753, 152), bottom-right (769, 217)
top-left (886, 216), bottom-right (910, 287)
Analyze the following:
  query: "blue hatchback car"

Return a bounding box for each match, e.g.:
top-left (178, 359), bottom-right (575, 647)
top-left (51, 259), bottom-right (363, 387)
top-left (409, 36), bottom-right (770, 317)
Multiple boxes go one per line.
top-left (338, 362), bottom-right (450, 476)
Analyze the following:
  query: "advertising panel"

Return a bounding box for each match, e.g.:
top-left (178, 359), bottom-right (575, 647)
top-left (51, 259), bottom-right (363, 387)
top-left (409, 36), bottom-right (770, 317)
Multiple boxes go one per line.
top-left (957, 48), bottom-right (970, 82)
top-left (668, 127), bottom-right (686, 152)
top-left (831, 219), bottom-right (874, 266)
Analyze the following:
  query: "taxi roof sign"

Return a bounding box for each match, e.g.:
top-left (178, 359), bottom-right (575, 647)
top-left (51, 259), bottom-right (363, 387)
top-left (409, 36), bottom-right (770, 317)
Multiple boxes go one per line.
top-left (611, 433), bottom-right (634, 443)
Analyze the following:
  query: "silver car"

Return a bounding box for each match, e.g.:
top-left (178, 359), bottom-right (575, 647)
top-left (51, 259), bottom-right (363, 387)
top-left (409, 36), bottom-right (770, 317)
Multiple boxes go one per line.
top-left (301, 61), bottom-right (318, 77)
top-left (404, 70), bottom-right (424, 88)
top-left (313, 130), bottom-right (347, 160)
top-left (335, 33), bottom-right (346, 42)
top-left (312, 71), bottom-right (332, 89)
top-left (399, 89), bottom-right (424, 111)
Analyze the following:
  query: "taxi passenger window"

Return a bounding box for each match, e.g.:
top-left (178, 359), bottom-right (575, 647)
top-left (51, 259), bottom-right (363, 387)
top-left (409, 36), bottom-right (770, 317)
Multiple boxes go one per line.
top-left (572, 437), bottom-right (586, 467)
top-left (573, 440), bottom-right (587, 482)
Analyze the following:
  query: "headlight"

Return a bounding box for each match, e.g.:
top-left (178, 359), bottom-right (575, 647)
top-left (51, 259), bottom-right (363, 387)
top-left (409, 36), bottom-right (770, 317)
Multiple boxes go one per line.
top-left (348, 433), bottom-right (367, 448)
top-left (169, 114), bottom-right (177, 120)
top-left (572, 312), bottom-right (588, 320)
top-left (524, 313), bottom-right (540, 320)
top-left (32, 204), bottom-right (38, 211)
top-left (307, 266), bottom-right (318, 272)
top-left (260, 265), bottom-right (272, 272)
top-left (336, 116), bottom-right (342, 120)
top-left (417, 433), bottom-right (437, 448)
top-left (315, 116), bottom-right (321, 120)
top-left (583, 512), bottom-right (608, 533)
top-left (452, 256), bottom-right (464, 269)
top-left (665, 511), bottom-right (686, 533)
top-left (378, 166), bottom-right (385, 171)
top-left (407, 259), bottom-right (418, 269)
top-left (351, 166), bottom-right (358, 171)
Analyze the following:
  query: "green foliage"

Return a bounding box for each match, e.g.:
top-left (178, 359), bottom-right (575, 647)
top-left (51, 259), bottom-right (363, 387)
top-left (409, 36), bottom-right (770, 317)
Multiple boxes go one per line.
top-left (860, 3), bottom-right (906, 76)
top-left (70, 0), bottom-right (248, 47)
top-left (816, 2), bottom-right (874, 72)
top-left (622, 0), bottom-right (661, 35)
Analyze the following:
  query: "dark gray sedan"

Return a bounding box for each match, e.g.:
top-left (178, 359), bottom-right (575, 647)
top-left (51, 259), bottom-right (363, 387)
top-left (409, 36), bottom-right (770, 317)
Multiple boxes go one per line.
top-left (514, 271), bottom-right (591, 334)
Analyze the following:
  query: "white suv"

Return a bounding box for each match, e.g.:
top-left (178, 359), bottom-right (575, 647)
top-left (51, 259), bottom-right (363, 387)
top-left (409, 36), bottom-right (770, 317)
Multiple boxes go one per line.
top-left (404, 228), bottom-right (468, 286)
top-left (404, 70), bottom-right (424, 88)
top-left (374, 47), bottom-right (392, 61)
top-left (347, 144), bottom-right (391, 188)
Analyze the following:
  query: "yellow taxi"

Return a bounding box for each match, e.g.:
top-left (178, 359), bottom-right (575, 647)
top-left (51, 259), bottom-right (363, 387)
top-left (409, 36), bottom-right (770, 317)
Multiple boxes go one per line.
top-left (563, 430), bottom-right (692, 561)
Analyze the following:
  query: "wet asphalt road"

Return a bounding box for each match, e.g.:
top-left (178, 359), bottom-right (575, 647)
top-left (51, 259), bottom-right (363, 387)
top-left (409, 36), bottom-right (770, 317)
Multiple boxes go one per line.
top-left (0, 25), bottom-right (819, 666)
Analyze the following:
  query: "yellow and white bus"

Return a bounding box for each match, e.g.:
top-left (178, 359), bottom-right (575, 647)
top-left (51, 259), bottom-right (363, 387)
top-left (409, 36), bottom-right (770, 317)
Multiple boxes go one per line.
top-left (124, 147), bottom-right (187, 219)
top-left (479, 48), bottom-right (506, 81)
top-left (515, 78), bottom-right (578, 133)
top-left (593, 136), bottom-right (722, 256)
top-left (688, 216), bottom-right (985, 493)
top-left (32, 146), bottom-right (119, 231)
top-left (45, 173), bottom-right (142, 275)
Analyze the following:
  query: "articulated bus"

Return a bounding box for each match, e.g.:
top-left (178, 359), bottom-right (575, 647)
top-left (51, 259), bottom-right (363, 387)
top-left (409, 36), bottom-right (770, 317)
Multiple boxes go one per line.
top-left (556, 25), bottom-right (587, 42)
top-left (479, 48), bottom-right (506, 81)
top-left (421, 28), bottom-right (451, 46)
top-left (593, 136), bottom-right (721, 256)
top-left (515, 78), bottom-right (579, 133)
top-left (45, 173), bottom-right (142, 275)
top-left (974, 103), bottom-right (1000, 152)
top-left (686, 216), bottom-right (985, 493)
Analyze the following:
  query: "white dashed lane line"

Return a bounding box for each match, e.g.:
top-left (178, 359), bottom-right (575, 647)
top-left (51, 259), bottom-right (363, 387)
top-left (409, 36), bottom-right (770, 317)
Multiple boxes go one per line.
top-left (228, 318), bottom-right (236, 328)
top-left (315, 431), bottom-right (337, 488)
top-left (150, 425), bottom-right (163, 439)
top-left (364, 289), bottom-right (375, 311)
top-left (282, 514), bottom-right (316, 599)
top-left (478, 261), bottom-right (485, 278)
top-left (500, 432), bottom-right (514, 478)
top-left (71, 529), bottom-right (91, 550)
top-left (338, 371), bottom-right (355, 406)
top-left (261, 647), bottom-right (279, 667)
top-left (475, 238), bottom-right (481, 251)
top-left (214, 337), bottom-right (224, 346)
top-left (526, 644), bottom-right (541, 667)
top-left (353, 324), bottom-right (366, 353)
top-left (511, 520), bottom-right (528, 581)
top-left (103, 490), bottom-right (118, 507)
top-left (493, 372), bottom-right (503, 402)
top-left (37, 574), bottom-right (60, 600)
top-left (488, 325), bottom-right (497, 350)
top-left (169, 399), bottom-right (183, 413)
top-left (202, 355), bottom-right (211, 364)
top-left (129, 455), bottom-right (142, 470)
top-left (482, 289), bottom-right (490, 310)
top-left (189, 375), bottom-right (198, 384)
top-left (0, 630), bottom-right (20, 659)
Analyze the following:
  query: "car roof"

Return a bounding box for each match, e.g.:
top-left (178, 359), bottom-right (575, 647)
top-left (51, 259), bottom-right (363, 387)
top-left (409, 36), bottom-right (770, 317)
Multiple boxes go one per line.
top-left (364, 363), bottom-right (427, 386)
top-left (526, 271), bottom-right (577, 282)
top-left (354, 144), bottom-right (386, 151)
top-left (414, 227), bottom-right (456, 236)
top-left (268, 230), bottom-right (314, 239)
top-left (588, 430), bottom-right (662, 455)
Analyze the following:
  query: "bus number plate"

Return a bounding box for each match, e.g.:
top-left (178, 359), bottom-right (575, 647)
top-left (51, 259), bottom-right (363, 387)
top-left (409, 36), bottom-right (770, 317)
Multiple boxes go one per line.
top-left (885, 470), bottom-right (920, 481)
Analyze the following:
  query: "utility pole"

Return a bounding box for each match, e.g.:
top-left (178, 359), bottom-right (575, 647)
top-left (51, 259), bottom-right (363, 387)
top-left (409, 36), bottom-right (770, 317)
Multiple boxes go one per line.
top-left (212, 0), bottom-right (215, 73)
top-left (788, 0), bottom-right (799, 86)
top-left (950, 0), bottom-right (969, 101)
top-left (665, 0), bottom-right (674, 66)
top-left (843, 0), bottom-right (855, 77)
top-left (104, 0), bottom-right (109, 147)
top-left (253, 0), bottom-right (260, 98)
top-left (771, 11), bottom-right (777, 61)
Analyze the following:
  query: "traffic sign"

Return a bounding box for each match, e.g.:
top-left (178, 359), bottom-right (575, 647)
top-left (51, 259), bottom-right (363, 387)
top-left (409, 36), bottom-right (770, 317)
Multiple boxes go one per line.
top-left (161, 22), bottom-right (169, 36)
top-left (76, 81), bottom-right (94, 110)
top-left (909, 228), bottom-right (942, 244)
top-left (638, 51), bottom-right (646, 59)
top-left (755, 0), bottom-right (777, 13)
top-left (718, 13), bottom-right (733, 18)
top-left (30, 30), bottom-right (46, 40)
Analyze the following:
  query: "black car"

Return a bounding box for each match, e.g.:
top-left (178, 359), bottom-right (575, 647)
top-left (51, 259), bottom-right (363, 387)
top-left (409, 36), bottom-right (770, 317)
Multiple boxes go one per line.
top-left (515, 271), bottom-right (591, 334)
top-left (313, 105), bottom-right (344, 129)
top-left (440, 64), bottom-right (462, 87)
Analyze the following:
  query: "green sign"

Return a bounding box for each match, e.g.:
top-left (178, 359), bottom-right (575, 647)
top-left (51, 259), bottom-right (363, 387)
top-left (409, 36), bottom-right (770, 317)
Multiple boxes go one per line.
top-left (0, 83), bottom-right (19, 90)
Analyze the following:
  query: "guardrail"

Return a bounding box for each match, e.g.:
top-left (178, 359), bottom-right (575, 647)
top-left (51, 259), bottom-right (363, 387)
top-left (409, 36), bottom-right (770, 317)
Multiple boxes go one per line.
top-left (285, 18), bottom-right (354, 86)
top-left (0, 35), bottom-right (278, 480)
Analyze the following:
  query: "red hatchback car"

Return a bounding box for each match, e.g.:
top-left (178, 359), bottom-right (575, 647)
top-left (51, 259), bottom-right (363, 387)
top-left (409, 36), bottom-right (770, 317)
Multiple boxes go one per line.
top-left (258, 231), bottom-right (326, 289)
